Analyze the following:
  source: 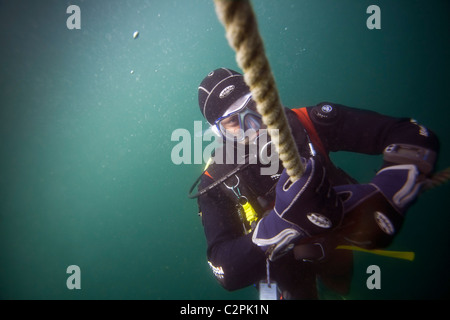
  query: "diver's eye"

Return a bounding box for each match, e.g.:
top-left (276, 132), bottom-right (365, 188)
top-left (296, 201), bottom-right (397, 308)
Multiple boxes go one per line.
top-left (220, 115), bottom-right (240, 129)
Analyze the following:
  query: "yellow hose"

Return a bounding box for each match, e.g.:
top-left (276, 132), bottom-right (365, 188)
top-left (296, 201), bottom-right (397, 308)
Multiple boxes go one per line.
top-left (336, 245), bottom-right (415, 261)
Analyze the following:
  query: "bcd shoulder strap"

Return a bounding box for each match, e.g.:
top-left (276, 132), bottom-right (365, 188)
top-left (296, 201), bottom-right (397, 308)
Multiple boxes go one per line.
top-left (291, 107), bottom-right (330, 163)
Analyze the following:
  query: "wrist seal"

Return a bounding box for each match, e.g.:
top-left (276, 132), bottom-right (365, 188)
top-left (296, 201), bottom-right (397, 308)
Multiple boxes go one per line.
top-left (383, 143), bottom-right (436, 175)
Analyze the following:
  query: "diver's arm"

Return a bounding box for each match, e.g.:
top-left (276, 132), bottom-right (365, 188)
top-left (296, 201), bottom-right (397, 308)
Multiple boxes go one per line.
top-left (305, 102), bottom-right (440, 173)
top-left (198, 175), bottom-right (266, 291)
top-left (304, 103), bottom-right (440, 248)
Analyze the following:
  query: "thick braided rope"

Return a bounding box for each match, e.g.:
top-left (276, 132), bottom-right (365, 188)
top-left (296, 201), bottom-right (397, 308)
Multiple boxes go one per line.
top-left (424, 167), bottom-right (450, 190)
top-left (214, 0), bottom-right (304, 181)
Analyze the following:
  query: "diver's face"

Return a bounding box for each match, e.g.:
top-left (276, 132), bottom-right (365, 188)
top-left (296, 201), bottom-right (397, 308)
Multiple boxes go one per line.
top-left (214, 94), bottom-right (265, 144)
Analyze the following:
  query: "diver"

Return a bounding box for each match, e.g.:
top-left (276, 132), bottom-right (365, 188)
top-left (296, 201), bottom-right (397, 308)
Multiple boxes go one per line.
top-left (190, 68), bottom-right (440, 299)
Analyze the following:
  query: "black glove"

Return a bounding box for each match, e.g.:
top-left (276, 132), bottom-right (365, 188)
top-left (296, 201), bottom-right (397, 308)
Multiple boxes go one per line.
top-left (335, 164), bottom-right (421, 248)
top-left (252, 157), bottom-right (343, 260)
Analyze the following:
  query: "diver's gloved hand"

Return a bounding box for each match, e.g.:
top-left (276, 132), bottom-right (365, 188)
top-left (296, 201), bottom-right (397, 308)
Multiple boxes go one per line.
top-left (252, 157), bottom-right (343, 260)
top-left (334, 164), bottom-right (421, 249)
top-left (371, 164), bottom-right (421, 214)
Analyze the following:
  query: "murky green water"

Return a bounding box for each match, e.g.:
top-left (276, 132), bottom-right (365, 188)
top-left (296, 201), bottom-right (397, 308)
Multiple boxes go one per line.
top-left (1, 0), bottom-right (449, 299)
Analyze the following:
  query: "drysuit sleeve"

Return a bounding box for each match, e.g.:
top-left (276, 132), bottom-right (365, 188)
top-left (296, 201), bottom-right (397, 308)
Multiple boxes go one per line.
top-left (197, 174), bottom-right (266, 291)
top-left (305, 102), bottom-right (440, 171)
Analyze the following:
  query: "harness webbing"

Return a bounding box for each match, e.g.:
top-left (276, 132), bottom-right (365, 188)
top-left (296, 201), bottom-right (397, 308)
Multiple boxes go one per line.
top-left (291, 108), bottom-right (330, 163)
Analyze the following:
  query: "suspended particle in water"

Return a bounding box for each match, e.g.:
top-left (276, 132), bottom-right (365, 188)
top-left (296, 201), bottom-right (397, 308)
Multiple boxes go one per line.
top-left (133, 31), bottom-right (139, 39)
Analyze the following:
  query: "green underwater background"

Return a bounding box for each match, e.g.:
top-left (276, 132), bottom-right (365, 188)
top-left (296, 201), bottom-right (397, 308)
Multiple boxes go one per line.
top-left (0, 0), bottom-right (449, 300)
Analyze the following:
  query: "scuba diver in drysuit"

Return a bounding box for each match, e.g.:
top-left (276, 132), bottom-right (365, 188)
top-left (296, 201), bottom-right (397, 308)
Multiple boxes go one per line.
top-left (189, 68), bottom-right (440, 299)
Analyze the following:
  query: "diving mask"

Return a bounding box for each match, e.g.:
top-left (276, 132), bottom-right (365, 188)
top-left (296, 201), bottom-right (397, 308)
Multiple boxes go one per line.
top-left (213, 94), bottom-right (264, 142)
